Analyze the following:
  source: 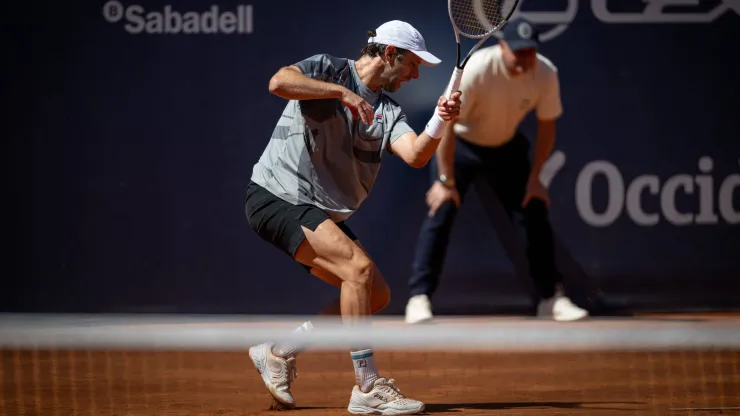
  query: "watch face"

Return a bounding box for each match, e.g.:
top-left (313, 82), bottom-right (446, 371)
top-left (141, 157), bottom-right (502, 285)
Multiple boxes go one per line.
top-left (439, 175), bottom-right (448, 183)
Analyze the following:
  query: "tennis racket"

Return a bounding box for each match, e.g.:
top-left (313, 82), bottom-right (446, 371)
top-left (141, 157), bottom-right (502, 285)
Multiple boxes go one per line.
top-left (441, 0), bottom-right (520, 98)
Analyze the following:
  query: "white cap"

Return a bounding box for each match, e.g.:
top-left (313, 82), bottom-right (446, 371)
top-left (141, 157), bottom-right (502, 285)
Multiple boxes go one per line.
top-left (368, 20), bottom-right (441, 67)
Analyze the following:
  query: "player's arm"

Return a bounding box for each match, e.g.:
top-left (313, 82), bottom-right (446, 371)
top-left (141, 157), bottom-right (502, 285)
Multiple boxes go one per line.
top-left (530, 70), bottom-right (563, 179)
top-left (268, 54), bottom-right (374, 124)
top-left (268, 65), bottom-right (347, 101)
top-left (389, 92), bottom-right (462, 168)
top-left (390, 126), bottom-right (452, 169)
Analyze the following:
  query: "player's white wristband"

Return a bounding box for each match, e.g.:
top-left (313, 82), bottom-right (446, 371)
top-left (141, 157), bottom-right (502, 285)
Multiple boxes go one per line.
top-left (424, 113), bottom-right (447, 140)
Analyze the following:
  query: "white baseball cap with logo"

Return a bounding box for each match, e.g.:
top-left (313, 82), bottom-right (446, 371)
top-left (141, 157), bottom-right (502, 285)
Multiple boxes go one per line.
top-left (368, 20), bottom-right (442, 67)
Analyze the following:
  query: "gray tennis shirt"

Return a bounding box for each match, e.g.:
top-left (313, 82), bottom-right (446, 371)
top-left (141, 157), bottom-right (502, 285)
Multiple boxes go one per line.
top-left (250, 53), bottom-right (414, 222)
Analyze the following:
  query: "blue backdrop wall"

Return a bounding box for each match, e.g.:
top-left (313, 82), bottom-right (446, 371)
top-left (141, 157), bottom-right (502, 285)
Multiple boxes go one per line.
top-left (7, 0), bottom-right (739, 315)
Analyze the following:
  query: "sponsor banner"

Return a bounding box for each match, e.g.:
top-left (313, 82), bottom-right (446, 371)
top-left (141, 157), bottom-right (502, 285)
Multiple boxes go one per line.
top-left (6, 0), bottom-right (738, 314)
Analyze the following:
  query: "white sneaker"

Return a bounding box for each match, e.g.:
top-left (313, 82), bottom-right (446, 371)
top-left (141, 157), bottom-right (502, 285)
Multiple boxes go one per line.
top-left (537, 290), bottom-right (589, 322)
top-left (347, 377), bottom-right (425, 415)
top-left (404, 294), bottom-right (433, 324)
top-left (248, 342), bottom-right (297, 408)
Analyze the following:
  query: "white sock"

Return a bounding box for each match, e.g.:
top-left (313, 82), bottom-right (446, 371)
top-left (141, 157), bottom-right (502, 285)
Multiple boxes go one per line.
top-left (272, 321), bottom-right (314, 358)
top-left (350, 348), bottom-right (379, 393)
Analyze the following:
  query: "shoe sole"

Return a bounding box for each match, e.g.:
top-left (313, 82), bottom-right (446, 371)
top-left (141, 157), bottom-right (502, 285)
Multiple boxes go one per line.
top-left (554, 313), bottom-right (589, 322)
top-left (348, 403), bottom-right (425, 415)
top-left (405, 316), bottom-right (433, 324)
top-left (404, 312), bottom-right (433, 324)
top-left (249, 346), bottom-right (296, 410)
top-left (541, 311), bottom-right (589, 322)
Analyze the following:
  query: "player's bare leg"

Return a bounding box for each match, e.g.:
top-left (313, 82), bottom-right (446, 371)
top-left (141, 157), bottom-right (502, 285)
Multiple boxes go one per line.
top-left (270, 260), bottom-right (390, 359)
top-left (308, 241), bottom-right (391, 317)
top-left (249, 228), bottom-right (393, 410)
top-left (250, 221), bottom-right (376, 406)
top-left (296, 220), bottom-right (376, 321)
top-left (294, 221), bottom-right (381, 393)
top-left (250, 220), bottom-right (424, 414)
top-left (299, 221), bottom-right (425, 414)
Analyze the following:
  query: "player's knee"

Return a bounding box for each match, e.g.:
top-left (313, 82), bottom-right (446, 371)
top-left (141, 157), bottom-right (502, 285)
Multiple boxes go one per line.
top-left (347, 252), bottom-right (374, 289)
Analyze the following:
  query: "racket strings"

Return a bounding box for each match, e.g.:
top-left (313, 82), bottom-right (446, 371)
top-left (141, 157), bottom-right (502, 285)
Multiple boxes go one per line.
top-left (451, 0), bottom-right (514, 37)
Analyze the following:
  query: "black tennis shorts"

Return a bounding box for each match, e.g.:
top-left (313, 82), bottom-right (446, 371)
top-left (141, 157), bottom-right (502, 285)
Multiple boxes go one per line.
top-left (244, 181), bottom-right (358, 264)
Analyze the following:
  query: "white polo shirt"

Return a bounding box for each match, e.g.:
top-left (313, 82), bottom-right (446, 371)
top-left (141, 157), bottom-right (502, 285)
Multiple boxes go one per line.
top-left (453, 44), bottom-right (563, 147)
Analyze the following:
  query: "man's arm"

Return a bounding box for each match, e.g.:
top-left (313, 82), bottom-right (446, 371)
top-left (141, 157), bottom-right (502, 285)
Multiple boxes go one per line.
top-left (268, 55), bottom-right (374, 124)
top-left (389, 124), bottom-right (454, 168)
top-left (521, 63), bottom-right (563, 207)
top-left (530, 118), bottom-right (556, 179)
top-left (389, 92), bottom-right (462, 168)
top-left (268, 66), bottom-right (346, 101)
top-left (431, 49), bottom-right (485, 180)
top-left (435, 124), bottom-right (457, 180)
top-left (531, 67), bottom-right (563, 179)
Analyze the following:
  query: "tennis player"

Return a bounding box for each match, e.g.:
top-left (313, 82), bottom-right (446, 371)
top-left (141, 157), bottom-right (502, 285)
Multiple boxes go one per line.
top-left (404, 18), bottom-right (589, 324)
top-left (245, 20), bottom-right (461, 415)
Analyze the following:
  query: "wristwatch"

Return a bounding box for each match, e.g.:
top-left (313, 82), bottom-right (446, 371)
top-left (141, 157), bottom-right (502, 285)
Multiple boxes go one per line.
top-left (437, 174), bottom-right (455, 188)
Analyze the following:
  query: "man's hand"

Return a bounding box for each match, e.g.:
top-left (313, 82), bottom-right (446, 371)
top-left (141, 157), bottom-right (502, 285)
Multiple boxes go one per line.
top-left (522, 175), bottom-right (550, 208)
top-left (426, 181), bottom-right (461, 217)
top-left (340, 89), bottom-right (374, 125)
top-left (436, 91), bottom-right (462, 122)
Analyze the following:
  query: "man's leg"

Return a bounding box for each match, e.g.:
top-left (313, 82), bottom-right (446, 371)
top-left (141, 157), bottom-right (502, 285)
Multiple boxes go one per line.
top-left (245, 182), bottom-right (424, 414)
top-left (271, 239), bottom-right (391, 359)
top-left (406, 138), bottom-right (481, 323)
top-left (483, 134), bottom-right (587, 321)
top-left (245, 183), bottom-right (376, 409)
top-left (407, 203), bottom-right (460, 300)
top-left (292, 223), bottom-right (381, 393)
top-left (294, 220), bottom-right (375, 322)
top-left (247, 219), bottom-right (377, 409)
top-left (522, 199), bottom-right (559, 299)
top-left (523, 198), bottom-right (588, 321)
top-left (292, 221), bottom-right (425, 414)
top-left (307, 240), bottom-right (391, 316)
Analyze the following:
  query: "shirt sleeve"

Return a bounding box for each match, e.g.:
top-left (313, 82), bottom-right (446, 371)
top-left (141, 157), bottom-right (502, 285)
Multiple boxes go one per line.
top-left (292, 54), bottom-right (349, 83)
top-left (536, 70), bottom-right (563, 121)
top-left (388, 111), bottom-right (414, 146)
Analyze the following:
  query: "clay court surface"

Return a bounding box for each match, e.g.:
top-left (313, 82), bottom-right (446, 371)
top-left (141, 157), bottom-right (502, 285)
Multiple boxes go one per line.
top-left (2, 314), bottom-right (739, 415)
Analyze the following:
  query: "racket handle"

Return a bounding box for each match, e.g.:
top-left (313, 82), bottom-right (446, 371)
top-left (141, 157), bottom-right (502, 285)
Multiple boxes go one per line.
top-left (443, 67), bottom-right (464, 99)
top-left (425, 68), bottom-right (465, 139)
top-left (426, 67), bottom-right (464, 139)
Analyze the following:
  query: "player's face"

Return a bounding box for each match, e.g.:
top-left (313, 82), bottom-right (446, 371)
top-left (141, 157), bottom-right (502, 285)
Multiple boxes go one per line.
top-left (502, 42), bottom-right (537, 76)
top-left (383, 50), bottom-right (421, 93)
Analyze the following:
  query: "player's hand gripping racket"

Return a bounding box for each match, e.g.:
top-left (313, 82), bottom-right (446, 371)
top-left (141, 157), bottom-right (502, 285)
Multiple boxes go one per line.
top-left (442, 0), bottom-right (519, 98)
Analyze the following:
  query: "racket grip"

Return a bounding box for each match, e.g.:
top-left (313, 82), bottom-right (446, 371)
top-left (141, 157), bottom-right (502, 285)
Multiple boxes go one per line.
top-left (443, 67), bottom-right (464, 99)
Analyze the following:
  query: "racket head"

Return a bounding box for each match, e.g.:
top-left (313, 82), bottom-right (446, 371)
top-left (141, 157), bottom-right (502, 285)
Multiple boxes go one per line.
top-left (448, 0), bottom-right (519, 39)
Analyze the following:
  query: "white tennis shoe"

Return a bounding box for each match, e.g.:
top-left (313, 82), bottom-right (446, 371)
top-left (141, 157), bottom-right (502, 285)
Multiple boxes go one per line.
top-left (248, 342), bottom-right (297, 409)
top-left (404, 294), bottom-right (433, 324)
top-left (347, 377), bottom-right (425, 415)
top-left (537, 289), bottom-right (589, 322)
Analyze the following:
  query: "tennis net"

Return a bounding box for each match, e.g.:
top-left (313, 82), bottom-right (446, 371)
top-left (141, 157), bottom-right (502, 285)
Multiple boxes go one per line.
top-left (2, 313), bottom-right (739, 415)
